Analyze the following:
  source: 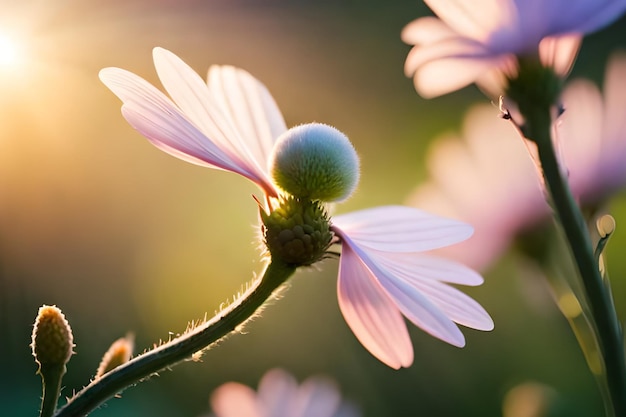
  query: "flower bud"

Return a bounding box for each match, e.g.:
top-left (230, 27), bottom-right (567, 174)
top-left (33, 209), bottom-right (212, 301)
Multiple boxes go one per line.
top-left (261, 196), bottom-right (333, 266)
top-left (31, 305), bottom-right (74, 370)
top-left (96, 334), bottom-right (134, 378)
top-left (269, 123), bottom-right (360, 202)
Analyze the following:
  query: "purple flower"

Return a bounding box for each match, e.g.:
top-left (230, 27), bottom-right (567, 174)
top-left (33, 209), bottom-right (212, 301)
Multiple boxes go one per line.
top-left (100, 48), bottom-right (493, 369)
top-left (402, 0), bottom-right (626, 98)
top-left (410, 52), bottom-right (626, 271)
top-left (209, 368), bottom-right (359, 417)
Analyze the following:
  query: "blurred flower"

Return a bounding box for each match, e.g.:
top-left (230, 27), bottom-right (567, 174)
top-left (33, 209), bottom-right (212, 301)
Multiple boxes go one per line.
top-left (100, 47), bottom-right (493, 370)
top-left (402, 0), bottom-right (626, 98)
top-left (209, 368), bottom-right (360, 417)
top-left (409, 52), bottom-right (626, 271)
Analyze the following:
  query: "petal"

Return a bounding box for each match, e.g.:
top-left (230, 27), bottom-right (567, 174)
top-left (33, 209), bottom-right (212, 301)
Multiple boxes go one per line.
top-left (424, 0), bottom-right (518, 42)
top-left (404, 36), bottom-right (491, 77)
top-left (538, 34), bottom-right (581, 76)
top-left (258, 369), bottom-right (299, 416)
top-left (413, 54), bottom-right (507, 98)
top-left (210, 382), bottom-right (263, 417)
top-left (296, 377), bottom-right (341, 417)
top-left (208, 65), bottom-right (288, 171)
top-left (152, 48), bottom-right (276, 192)
top-left (401, 16), bottom-right (460, 45)
top-left (371, 252), bottom-right (494, 331)
top-left (332, 206), bottom-right (473, 253)
top-left (337, 243), bottom-right (413, 369)
top-left (346, 242), bottom-right (466, 347)
top-left (99, 67), bottom-right (243, 174)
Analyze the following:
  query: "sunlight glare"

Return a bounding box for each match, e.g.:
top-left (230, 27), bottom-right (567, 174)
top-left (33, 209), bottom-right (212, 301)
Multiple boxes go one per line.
top-left (0, 32), bottom-right (23, 69)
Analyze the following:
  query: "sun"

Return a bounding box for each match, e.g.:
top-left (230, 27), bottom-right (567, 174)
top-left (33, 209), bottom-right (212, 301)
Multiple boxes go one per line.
top-left (0, 32), bottom-right (23, 69)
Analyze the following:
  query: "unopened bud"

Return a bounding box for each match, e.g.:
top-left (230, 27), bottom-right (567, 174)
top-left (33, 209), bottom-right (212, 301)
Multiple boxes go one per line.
top-left (96, 334), bottom-right (134, 378)
top-left (269, 123), bottom-right (360, 202)
top-left (262, 196), bottom-right (333, 266)
top-left (31, 305), bottom-right (74, 370)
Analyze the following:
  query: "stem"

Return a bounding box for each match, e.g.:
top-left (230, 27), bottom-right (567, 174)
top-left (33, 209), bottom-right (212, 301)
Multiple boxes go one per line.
top-left (39, 365), bottom-right (66, 417)
top-left (53, 260), bottom-right (296, 417)
top-left (524, 104), bottom-right (626, 417)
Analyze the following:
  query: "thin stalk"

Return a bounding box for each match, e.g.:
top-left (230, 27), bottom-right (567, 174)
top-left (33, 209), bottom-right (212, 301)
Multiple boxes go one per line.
top-left (524, 104), bottom-right (626, 417)
top-left (53, 260), bottom-right (296, 417)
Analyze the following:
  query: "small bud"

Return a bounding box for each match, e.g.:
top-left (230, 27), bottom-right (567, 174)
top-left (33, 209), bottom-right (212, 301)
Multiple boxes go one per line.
top-left (269, 123), bottom-right (360, 202)
top-left (96, 334), bottom-right (134, 378)
top-left (261, 196), bottom-right (333, 266)
top-left (31, 305), bottom-right (74, 370)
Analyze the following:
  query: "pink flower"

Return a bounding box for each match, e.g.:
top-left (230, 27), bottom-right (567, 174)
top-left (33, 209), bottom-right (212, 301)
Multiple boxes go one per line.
top-left (402, 0), bottom-right (626, 98)
top-left (209, 368), bottom-right (359, 417)
top-left (409, 52), bottom-right (626, 271)
top-left (100, 48), bottom-right (493, 370)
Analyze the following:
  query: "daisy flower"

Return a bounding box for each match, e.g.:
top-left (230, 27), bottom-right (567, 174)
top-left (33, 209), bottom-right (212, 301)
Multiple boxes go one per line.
top-left (402, 0), bottom-right (626, 98)
top-left (409, 52), bottom-right (626, 271)
top-left (99, 47), bottom-right (493, 369)
top-left (209, 368), bottom-right (360, 417)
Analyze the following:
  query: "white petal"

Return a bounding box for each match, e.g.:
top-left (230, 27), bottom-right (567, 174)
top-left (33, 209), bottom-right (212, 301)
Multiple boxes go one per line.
top-left (337, 244), bottom-right (413, 369)
top-left (152, 48), bottom-right (274, 187)
top-left (208, 65), bottom-right (288, 171)
top-left (371, 252), bottom-right (494, 331)
top-left (99, 67), bottom-right (243, 174)
top-left (210, 382), bottom-right (263, 417)
top-left (404, 36), bottom-right (489, 77)
top-left (332, 206), bottom-right (473, 253)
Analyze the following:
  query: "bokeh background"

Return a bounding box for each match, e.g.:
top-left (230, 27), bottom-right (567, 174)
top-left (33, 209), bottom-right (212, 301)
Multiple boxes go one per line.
top-left (1, 1), bottom-right (626, 416)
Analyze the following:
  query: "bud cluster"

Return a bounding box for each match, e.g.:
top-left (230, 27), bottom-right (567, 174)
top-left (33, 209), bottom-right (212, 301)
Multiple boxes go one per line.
top-left (261, 197), bottom-right (333, 266)
top-left (31, 305), bottom-right (74, 369)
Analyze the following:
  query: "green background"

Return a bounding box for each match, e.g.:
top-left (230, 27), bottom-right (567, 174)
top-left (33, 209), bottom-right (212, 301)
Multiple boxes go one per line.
top-left (1, 1), bottom-right (625, 416)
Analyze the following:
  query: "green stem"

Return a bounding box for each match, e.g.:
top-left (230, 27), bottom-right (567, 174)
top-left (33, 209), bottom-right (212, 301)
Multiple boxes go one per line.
top-left (53, 260), bottom-right (296, 417)
top-left (39, 365), bottom-right (66, 417)
top-left (524, 104), bottom-right (626, 417)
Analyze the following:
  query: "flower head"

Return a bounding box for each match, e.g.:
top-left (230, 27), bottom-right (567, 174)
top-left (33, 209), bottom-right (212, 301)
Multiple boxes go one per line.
top-left (209, 368), bottom-right (360, 417)
top-left (100, 48), bottom-right (493, 369)
top-left (410, 52), bottom-right (626, 271)
top-left (402, 0), bottom-right (626, 98)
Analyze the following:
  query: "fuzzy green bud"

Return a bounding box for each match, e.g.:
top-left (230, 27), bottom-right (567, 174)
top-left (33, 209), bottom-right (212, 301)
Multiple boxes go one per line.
top-left (31, 305), bottom-right (74, 369)
top-left (261, 196), bottom-right (333, 266)
top-left (269, 123), bottom-right (360, 202)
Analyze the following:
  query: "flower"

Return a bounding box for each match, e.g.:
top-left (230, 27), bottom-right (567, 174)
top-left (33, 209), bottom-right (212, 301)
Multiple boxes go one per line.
top-left (209, 368), bottom-right (360, 417)
top-left (409, 52), bottom-right (626, 271)
top-left (100, 47), bottom-right (493, 370)
top-left (402, 0), bottom-right (626, 98)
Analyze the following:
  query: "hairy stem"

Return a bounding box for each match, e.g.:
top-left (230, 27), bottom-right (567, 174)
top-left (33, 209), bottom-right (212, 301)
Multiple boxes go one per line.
top-left (53, 260), bottom-right (296, 417)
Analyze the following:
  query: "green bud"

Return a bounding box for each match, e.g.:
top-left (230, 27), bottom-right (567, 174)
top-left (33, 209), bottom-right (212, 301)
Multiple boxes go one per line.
top-left (261, 196), bottom-right (333, 266)
top-left (269, 123), bottom-right (360, 202)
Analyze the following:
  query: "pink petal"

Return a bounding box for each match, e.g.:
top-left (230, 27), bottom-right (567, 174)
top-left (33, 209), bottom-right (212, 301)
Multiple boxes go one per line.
top-left (208, 65), bottom-right (288, 171)
top-left (404, 36), bottom-right (490, 77)
top-left (538, 34), bottom-right (582, 76)
top-left (210, 382), bottom-right (263, 417)
top-left (332, 206), bottom-right (473, 253)
top-left (337, 244), bottom-right (413, 369)
top-left (347, 242), bottom-right (466, 347)
top-left (414, 54), bottom-right (507, 98)
top-left (99, 67), bottom-right (243, 174)
top-left (424, 0), bottom-right (518, 42)
top-left (401, 16), bottom-right (460, 45)
top-left (296, 377), bottom-right (342, 417)
top-left (258, 369), bottom-right (299, 416)
top-left (371, 252), bottom-right (494, 331)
